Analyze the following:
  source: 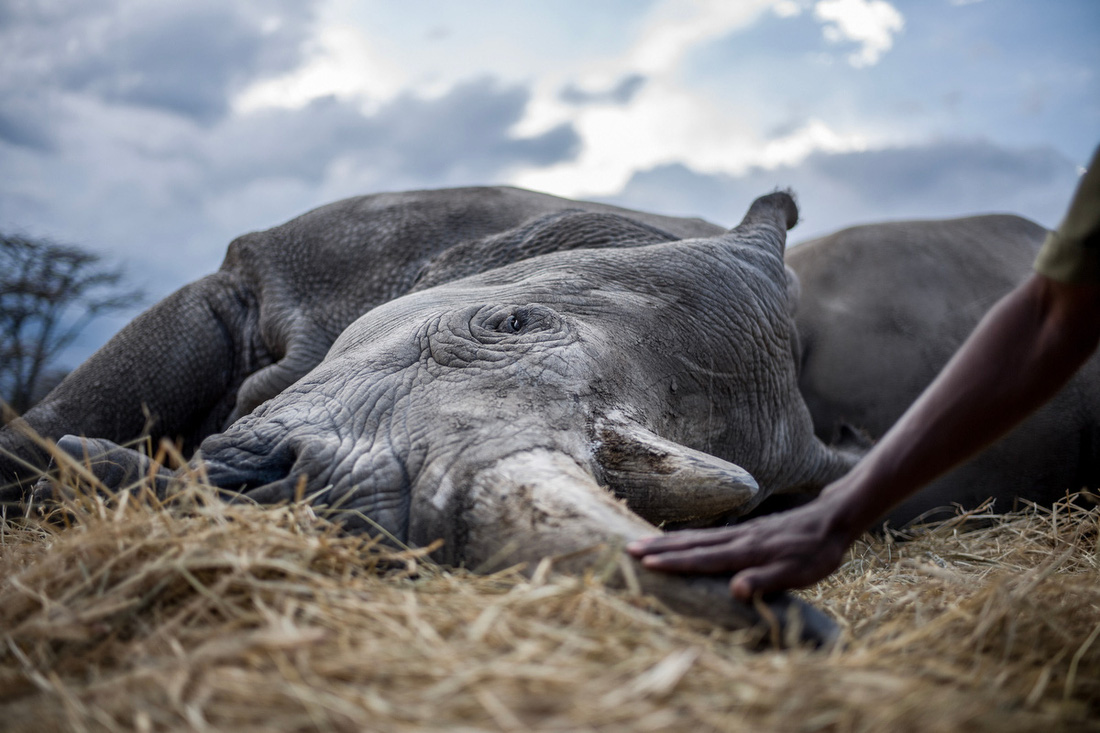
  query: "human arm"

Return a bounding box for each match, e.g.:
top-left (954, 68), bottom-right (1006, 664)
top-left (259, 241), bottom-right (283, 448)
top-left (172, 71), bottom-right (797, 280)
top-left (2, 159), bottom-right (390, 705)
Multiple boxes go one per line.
top-left (629, 269), bottom-right (1100, 599)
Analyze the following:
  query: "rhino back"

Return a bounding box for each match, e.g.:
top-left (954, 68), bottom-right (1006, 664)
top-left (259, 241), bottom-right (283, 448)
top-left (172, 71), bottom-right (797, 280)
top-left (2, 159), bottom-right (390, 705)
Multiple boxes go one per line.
top-left (789, 214), bottom-right (1046, 436)
top-left (220, 186), bottom-right (724, 344)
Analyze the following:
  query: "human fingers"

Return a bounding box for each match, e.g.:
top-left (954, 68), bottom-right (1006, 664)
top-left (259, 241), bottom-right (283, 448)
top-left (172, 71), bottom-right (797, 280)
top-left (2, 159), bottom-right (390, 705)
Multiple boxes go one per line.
top-left (626, 526), bottom-right (744, 556)
top-left (638, 539), bottom-right (762, 574)
top-left (729, 558), bottom-right (818, 601)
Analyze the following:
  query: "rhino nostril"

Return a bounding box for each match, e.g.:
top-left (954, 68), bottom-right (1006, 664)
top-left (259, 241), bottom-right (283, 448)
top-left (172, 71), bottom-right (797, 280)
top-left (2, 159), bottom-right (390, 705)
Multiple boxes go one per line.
top-left (201, 434), bottom-right (302, 494)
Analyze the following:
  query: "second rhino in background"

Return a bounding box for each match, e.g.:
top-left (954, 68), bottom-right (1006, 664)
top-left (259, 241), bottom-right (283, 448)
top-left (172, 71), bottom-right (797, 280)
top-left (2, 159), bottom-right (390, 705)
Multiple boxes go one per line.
top-left (790, 213), bottom-right (1100, 524)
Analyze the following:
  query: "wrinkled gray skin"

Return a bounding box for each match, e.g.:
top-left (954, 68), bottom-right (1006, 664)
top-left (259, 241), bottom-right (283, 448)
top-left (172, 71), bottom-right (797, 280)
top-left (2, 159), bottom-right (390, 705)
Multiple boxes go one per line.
top-left (1, 187), bottom-right (725, 485)
top-left (790, 214), bottom-right (1100, 524)
top-left (4, 189), bottom-right (853, 644)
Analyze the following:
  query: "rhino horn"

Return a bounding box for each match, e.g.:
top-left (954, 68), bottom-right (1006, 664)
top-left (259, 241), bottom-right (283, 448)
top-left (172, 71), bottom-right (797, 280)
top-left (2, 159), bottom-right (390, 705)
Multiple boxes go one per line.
top-left (452, 448), bottom-right (837, 647)
top-left (592, 414), bottom-right (760, 525)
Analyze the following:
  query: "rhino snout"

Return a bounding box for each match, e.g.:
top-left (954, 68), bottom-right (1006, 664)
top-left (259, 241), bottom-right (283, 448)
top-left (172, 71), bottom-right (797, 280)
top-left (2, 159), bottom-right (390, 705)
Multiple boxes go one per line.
top-left (199, 419), bottom-right (414, 540)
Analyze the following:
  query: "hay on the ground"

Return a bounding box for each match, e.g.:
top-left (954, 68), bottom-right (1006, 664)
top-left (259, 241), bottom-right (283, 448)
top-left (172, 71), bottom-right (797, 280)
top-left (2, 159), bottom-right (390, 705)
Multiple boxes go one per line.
top-left (1, 477), bottom-right (1098, 732)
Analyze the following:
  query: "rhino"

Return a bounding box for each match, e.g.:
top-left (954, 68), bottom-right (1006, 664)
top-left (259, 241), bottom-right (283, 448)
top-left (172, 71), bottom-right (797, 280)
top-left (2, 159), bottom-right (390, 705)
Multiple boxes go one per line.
top-left (2, 189), bottom-right (855, 644)
top-left (789, 213), bottom-right (1100, 524)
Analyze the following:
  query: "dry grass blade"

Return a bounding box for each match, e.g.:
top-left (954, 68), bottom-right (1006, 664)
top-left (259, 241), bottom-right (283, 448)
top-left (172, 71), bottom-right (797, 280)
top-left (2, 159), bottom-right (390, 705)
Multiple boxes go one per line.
top-left (1, 467), bottom-right (1099, 732)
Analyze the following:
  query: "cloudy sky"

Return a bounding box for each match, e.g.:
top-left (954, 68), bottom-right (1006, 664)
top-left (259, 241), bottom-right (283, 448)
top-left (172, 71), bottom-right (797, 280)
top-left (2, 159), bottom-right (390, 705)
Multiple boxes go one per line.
top-left (1, 0), bottom-right (1097, 365)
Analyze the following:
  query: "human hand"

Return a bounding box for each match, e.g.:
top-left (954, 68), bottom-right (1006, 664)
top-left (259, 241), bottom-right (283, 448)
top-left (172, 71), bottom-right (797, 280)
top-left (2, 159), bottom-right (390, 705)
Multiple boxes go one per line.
top-left (626, 497), bottom-right (857, 601)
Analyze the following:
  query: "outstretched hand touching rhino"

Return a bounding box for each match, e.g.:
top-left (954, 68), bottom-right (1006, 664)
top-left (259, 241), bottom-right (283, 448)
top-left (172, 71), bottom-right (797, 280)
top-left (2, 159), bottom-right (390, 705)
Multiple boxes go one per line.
top-left (631, 145), bottom-right (1100, 599)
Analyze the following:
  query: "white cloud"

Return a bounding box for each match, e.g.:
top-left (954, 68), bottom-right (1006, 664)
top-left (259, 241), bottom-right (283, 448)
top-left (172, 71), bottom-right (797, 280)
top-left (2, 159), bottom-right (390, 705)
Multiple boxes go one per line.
top-left (513, 80), bottom-right (760, 196)
top-left (773, 0), bottom-right (805, 18)
top-left (814, 0), bottom-right (904, 67)
top-left (609, 140), bottom-right (1079, 237)
top-left (626, 0), bottom-right (778, 76)
top-left (513, 79), bottom-right (876, 198)
top-left (511, 0), bottom-right (885, 199)
top-left (759, 119), bottom-right (871, 166)
top-left (234, 25), bottom-right (405, 113)
top-left (228, 0), bottom-right (885, 204)
top-left (517, 0), bottom-right (784, 122)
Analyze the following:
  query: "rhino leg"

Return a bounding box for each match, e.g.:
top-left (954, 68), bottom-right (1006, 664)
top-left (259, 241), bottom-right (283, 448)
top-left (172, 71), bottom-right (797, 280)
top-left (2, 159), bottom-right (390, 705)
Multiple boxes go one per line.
top-left (0, 272), bottom-right (259, 500)
top-left (224, 328), bottom-right (333, 425)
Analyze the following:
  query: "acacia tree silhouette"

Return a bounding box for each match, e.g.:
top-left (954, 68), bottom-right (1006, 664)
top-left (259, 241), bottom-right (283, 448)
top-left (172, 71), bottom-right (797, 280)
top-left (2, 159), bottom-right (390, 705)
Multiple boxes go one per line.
top-left (0, 234), bottom-right (142, 418)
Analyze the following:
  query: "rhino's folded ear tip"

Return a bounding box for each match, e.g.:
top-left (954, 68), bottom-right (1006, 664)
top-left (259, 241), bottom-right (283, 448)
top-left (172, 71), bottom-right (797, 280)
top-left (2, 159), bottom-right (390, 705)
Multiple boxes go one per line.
top-left (771, 189), bottom-right (799, 230)
top-left (55, 434), bottom-right (88, 458)
top-left (740, 191), bottom-right (799, 234)
top-left (53, 435), bottom-right (129, 465)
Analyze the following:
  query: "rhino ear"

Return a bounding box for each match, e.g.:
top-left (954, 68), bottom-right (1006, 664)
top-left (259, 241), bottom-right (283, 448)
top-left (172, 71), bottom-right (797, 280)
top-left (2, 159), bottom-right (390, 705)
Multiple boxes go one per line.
top-left (592, 414), bottom-right (759, 525)
top-left (736, 190), bottom-right (798, 233)
top-left (730, 191), bottom-right (798, 262)
top-left (784, 264), bottom-right (801, 317)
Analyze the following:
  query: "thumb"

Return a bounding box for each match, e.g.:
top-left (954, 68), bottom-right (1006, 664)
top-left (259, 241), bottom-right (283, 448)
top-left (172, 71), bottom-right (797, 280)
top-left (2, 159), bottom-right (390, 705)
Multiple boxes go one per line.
top-left (730, 559), bottom-right (804, 601)
top-left (730, 569), bottom-right (762, 601)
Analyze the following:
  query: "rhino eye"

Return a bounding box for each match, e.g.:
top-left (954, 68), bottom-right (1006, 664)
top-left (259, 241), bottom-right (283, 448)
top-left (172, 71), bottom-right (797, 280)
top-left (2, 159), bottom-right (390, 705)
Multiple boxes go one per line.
top-left (505, 313), bottom-right (525, 333)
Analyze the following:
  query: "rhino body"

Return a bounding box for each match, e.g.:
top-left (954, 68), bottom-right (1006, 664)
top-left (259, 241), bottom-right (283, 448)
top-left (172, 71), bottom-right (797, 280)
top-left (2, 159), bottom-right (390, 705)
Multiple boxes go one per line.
top-left (789, 214), bottom-right (1100, 524)
top-left (3, 189), bottom-right (850, 642)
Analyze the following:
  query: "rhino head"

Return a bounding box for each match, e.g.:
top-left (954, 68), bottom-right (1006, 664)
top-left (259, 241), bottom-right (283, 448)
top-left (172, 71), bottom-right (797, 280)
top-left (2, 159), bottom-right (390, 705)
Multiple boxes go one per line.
top-left (46, 193), bottom-right (854, 643)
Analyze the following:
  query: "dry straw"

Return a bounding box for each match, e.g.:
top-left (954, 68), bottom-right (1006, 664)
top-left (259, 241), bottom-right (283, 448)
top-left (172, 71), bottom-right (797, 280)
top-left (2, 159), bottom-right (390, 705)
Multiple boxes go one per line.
top-left (1, 461), bottom-right (1099, 732)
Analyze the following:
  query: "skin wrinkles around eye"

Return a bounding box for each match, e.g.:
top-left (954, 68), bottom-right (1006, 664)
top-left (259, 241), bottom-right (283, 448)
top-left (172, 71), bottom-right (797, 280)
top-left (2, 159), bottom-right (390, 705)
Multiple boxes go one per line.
top-left (413, 305), bottom-right (578, 377)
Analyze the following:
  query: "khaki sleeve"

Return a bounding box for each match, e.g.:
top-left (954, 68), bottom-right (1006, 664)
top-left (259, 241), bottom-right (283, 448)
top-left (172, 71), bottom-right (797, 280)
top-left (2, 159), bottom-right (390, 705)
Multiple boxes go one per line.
top-left (1033, 146), bottom-right (1100, 284)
